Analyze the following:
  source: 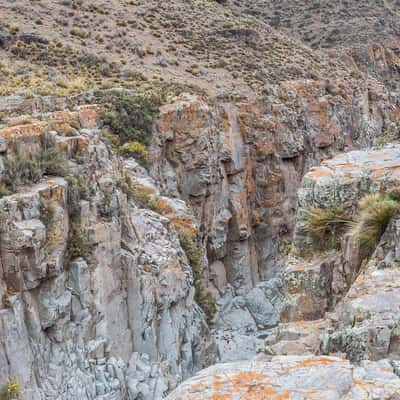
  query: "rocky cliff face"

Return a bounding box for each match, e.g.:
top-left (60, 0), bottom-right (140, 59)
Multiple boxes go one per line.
top-left (1, 74), bottom-right (400, 398)
top-left (1, 2), bottom-right (400, 399)
top-left (0, 107), bottom-right (212, 399)
top-left (166, 144), bottom-right (400, 400)
top-left (150, 77), bottom-right (400, 362)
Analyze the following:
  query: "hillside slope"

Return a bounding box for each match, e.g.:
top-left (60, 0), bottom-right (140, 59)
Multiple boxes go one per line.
top-left (0, 0), bottom-right (352, 97)
top-left (232, 0), bottom-right (400, 49)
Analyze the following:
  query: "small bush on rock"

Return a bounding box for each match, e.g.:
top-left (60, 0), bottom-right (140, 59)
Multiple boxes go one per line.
top-left (304, 206), bottom-right (352, 250)
top-left (347, 193), bottom-right (398, 257)
top-left (98, 192), bottom-right (114, 219)
top-left (118, 141), bottom-right (148, 165)
top-left (178, 231), bottom-right (217, 323)
top-left (1, 379), bottom-right (22, 400)
top-left (40, 134), bottom-right (69, 176)
top-left (67, 220), bottom-right (90, 259)
top-left (0, 184), bottom-right (10, 198)
top-left (102, 92), bottom-right (159, 146)
top-left (2, 134), bottom-right (68, 192)
top-left (118, 175), bottom-right (161, 212)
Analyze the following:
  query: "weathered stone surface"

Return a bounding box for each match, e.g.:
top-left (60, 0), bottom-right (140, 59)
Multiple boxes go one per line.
top-left (284, 145), bottom-right (400, 325)
top-left (213, 278), bottom-right (284, 362)
top-left (166, 355), bottom-right (400, 400)
top-left (280, 255), bottom-right (338, 322)
top-left (1, 85), bottom-right (400, 398)
top-left (0, 107), bottom-right (212, 400)
top-left (151, 85), bottom-right (394, 289)
top-left (298, 144), bottom-right (400, 212)
top-left (265, 319), bottom-right (334, 356)
top-left (324, 217), bottom-right (400, 363)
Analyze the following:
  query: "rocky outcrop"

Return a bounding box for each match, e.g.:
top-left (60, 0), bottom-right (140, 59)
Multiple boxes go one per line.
top-left (166, 141), bottom-right (400, 399)
top-left (281, 144), bottom-right (400, 324)
top-left (166, 355), bottom-right (400, 399)
top-left (212, 278), bottom-right (284, 362)
top-left (0, 108), bottom-right (211, 399)
top-left (324, 216), bottom-right (400, 363)
top-left (268, 144), bottom-right (400, 364)
top-left (151, 82), bottom-right (398, 288)
top-left (1, 82), bottom-right (400, 398)
top-left (150, 80), bottom-right (399, 360)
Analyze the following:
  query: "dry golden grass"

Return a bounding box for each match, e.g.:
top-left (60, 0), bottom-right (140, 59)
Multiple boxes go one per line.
top-left (347, 193), bottom-right (398, 256)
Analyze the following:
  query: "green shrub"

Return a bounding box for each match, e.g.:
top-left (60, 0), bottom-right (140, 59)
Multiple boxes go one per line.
top-left (2, 134), bottom-right (68, 192)
top-left (304, 206), bottom-right (352, 251)
top-left (386, 188), bottom-right (400, 202)
top-left (3, 147), bottom-right (42, 191)
top-left (1, 379), bottom-right (22, 400)
top-left (118, 175), bottom-right (161, 212)
top-left (40, 134), bottom-right (69, 176)
top-left (0, 183), bottom-right (10, 198)
top-left (118, 141), bottom-right (149, 164)
top-left (66, 173), bottom-right (93, 260)
top-left (178, 231), bottom-right (216, 323)
top-left (102, 92), bottom-right (159, 146)
top-left (284, 243), bottom-right (292, 255)
top-left (98, 192), bottom-right (113, 219)
top-left (67, 220), bottom-right (90, 259)
top-left (347, 193), bottom-right (398, 257)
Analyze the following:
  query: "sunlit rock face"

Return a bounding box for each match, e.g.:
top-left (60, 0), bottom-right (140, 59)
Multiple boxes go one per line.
top-left (151, 84), bottom-right (398, 288)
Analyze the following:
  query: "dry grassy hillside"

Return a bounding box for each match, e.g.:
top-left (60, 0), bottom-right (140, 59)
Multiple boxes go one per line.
top-left (0, 0), bottom-right (353, 98)
top-left (232, 0), bottom-right (400, 49)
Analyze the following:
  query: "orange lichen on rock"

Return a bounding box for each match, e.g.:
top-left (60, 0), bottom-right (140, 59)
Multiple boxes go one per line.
top-left (228, 372), bottom-right (292, 400)
top-left (78, 106), bottom-right (99, 129)
top-left (50, 121), bottom-right (77, 136)
top-left (295, 356), bottom-right (346, 368)
top-left (172, 215), bottom-right (197, 238)
top-left (157, 97), bottom-right (210, 136)
top-left (211, 394), bottom-right (233, 400)
top-left (52, 110), bottom-right (79, 125)
top-left (306, 166), bottom-right (333, 179)
top-left (255, 139), bottom-right (274, 158)
top-left (0, 123), bottom-right (44, 144)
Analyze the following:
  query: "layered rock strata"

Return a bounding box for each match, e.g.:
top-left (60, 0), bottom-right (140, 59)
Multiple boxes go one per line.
top-left (0, 108), bottom-right (211, 399)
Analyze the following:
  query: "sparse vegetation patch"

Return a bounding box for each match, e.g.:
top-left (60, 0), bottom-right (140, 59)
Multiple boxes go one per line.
top-left (348, 193), bottom-right (399, 257)
top-left (304, 206), bottom-right (352, 251)
top-left (178, 231), bottom-right (217, 324)
top-left (1, 134), bottom-right (68, 193)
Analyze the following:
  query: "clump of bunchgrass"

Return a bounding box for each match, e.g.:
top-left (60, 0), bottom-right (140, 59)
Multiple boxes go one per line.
top-left (304, 205), bottom-right (352, 251)
top-left (2, 134), bottom-right (68, 192)
top-left (347, 193), bottom-right (398, 257)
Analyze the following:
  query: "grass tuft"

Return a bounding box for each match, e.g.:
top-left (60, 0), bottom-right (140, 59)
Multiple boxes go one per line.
top-left (0, 379), bottom-right (22, 400)
top-left (304, 206), bottom-right (352, 251)
top-left (2, 134), bottom-right (68, 192)
top-left (347, 193), bottom-right (398, 257)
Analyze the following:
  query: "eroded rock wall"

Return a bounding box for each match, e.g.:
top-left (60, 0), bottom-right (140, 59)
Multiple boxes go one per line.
top-left (150, 80), bottom-right (399, 360)
top-left (151, 80), bottom-right (398, 290)
top-left (0, 108), bottom-right (212, 399)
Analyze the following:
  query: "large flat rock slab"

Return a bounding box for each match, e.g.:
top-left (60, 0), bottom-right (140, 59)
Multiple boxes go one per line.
top-left (166, 355), bottom-right (400, 399)
top-left (298, 144), bottom-right (400, 210)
